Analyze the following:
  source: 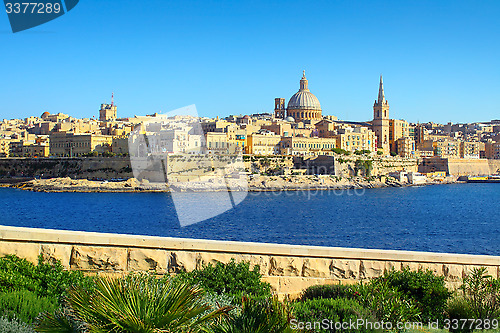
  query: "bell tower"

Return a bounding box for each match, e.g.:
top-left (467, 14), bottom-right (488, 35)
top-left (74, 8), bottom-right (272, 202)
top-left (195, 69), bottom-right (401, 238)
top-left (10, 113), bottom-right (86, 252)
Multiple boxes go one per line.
top-left (274, 98), bottom-right (285, 119)
top-left (99, 92), bottom-right (117, 122)
top-left (372, 75), bottom-right (390, 154)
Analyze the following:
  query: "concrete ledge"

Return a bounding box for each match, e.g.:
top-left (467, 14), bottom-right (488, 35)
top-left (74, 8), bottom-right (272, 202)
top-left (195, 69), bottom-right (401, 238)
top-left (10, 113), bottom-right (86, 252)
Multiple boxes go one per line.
top-left (1, 225), bottom-right (499, 297)
top-left (1, 225), bottom-right (498, 266)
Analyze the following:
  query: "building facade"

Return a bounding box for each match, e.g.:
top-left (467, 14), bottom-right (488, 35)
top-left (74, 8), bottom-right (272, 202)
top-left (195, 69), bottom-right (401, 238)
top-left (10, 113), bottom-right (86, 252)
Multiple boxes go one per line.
top-left (49, 133), bottom-right (113, 156)
top-left (280, 136), bottom-right (337, 156)
top-left (335, 126), bottom-right (377, 153)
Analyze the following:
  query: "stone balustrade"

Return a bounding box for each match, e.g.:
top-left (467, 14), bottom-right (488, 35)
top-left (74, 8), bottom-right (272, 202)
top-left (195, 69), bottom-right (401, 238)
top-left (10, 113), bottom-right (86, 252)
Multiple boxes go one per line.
top-left (1, 225), bottom-right (499, 298)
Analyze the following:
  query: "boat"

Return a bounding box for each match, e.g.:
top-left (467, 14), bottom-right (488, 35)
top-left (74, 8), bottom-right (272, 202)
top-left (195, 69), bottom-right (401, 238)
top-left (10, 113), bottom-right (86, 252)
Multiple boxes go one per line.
top-left (466, 175), bottom-right (500, 183)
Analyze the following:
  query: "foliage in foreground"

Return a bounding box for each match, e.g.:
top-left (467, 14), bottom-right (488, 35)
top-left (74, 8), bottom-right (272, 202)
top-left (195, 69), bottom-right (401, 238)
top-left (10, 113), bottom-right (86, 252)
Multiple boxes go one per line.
top-left (460, 267), bottom-right (500, 320)
top-left (36, 273), bottom-right (231, 333)
top-left (0, 290), bottom-right (57, 324)
top-left (177, 259), bottom-right (272, 301)
top-left (300, 284), bottom-right (355, 302)
top-left (203, 296), bottom-right (296, 333)
top-left (379, 267), bottom-right (451, 322)
top-left (292, 298), bottom-right (377, 333)
top-left (0, 255), bottom-right (93, 301)
top-left (0, 316), bottom-right (35, 333)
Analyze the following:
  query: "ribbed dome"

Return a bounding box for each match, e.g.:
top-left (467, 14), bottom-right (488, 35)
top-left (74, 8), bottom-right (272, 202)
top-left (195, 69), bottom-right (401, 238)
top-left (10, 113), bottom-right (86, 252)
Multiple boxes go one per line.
top-left (287, 91), bottom-right (322, 110)
top-left (287, 71), bottom-right (321, 111)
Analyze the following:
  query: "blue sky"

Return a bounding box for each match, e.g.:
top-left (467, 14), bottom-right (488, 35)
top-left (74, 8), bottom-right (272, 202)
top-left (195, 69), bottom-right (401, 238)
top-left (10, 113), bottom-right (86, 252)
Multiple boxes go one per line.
top-left (1, 0), bottom-right (499, 124)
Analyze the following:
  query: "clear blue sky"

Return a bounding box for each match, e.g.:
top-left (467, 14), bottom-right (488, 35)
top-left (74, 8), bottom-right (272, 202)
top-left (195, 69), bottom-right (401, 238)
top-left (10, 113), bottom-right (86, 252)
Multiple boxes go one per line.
top-left (1, 0), bottom-right (499, 124)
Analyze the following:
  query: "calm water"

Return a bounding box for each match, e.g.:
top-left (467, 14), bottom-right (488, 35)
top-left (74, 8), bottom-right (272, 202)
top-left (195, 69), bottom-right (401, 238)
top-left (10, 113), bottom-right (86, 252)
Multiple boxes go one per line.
top-left (1, 184), bottom-right (499, 255)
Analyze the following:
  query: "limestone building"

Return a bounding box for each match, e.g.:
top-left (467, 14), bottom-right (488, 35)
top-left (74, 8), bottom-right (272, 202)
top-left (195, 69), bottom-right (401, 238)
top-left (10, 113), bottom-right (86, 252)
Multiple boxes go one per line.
top-left (280, 136), bottom-right (337, 156)
top-left (274, 71), bottom-right (322, 122)
top-left (99, 94), bottom-right (117, 122)
top-left (335, 126), bottom-right (377, 153)
top-left (49, 133), bottom-right (113, 156)
top-left (372, 75), bottom-right (390, 154)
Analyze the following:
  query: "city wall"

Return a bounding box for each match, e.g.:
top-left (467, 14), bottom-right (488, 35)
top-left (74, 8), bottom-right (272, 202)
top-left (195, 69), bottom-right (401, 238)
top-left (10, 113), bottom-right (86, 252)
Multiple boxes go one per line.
top-left (419, 157), bottom-right (495, 176)
top-left (0, 157), bottom-right (133, 180)
top-left (0, 156), bottom-right (418, 181)
top-left (489, 159), bottom-right (500, 175)
top-left (1, 225), bottom-right (499, 298)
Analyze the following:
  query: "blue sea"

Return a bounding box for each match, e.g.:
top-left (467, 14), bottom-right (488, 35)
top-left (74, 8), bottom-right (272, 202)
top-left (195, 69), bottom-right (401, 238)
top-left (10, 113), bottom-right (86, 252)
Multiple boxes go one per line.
top-left (1, 183), bottom-right (499, 256)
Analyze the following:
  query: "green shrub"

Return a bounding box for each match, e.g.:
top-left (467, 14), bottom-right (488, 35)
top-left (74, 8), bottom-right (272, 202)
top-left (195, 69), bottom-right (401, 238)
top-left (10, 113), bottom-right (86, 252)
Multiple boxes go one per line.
top-left (0, 290), bottom-right (57, 324)
top-left (332, 148), bottom-right (350, 156)
top-left (177, 259), bottom-right (272, 301)
top-left (292, 298), bottom-right (377, 332)
top-left (379, 267), bottom-right (451, 322)
top-left (0, 255), bottom-right (93, 301)
top-left (205, 297), bottom-right (295, 333)
top-left (300, 284), bottom-right (354, 302)
top-left (445, 296), bottom-right (474, 333)
top-left (37, 273), bottom-right (229, 333)
top-left (353, 279), bottom-right (421, 324)
top-left (460, 267), bottom-right (500, 319)
top-left (0, 317), bottom-right (35, 333)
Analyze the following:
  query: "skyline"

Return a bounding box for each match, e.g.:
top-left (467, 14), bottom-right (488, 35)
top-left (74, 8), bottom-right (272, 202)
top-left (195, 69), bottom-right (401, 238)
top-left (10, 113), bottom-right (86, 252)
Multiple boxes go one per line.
top-left (1, 0), bottom-right (499, 123)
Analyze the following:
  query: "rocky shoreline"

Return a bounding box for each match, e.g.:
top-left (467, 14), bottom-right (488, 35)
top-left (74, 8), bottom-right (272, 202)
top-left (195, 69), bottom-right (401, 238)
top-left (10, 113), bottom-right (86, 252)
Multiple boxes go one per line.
top-left (1, 175), bottom-right (459, 193)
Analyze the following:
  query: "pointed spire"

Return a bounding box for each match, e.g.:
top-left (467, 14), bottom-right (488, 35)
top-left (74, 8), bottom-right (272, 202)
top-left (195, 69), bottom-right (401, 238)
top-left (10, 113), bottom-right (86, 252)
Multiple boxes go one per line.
top-left (300, 70), bottom-right (309, 91)
top-left (378, 75), bottom-right (385, 104)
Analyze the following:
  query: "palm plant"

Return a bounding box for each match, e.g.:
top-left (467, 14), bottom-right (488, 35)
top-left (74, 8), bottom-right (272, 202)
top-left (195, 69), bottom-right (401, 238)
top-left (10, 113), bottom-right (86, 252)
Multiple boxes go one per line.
top-left (201, 296), bottom-right (296, 333)
top-left (36, 273), bottom-right (231, 333)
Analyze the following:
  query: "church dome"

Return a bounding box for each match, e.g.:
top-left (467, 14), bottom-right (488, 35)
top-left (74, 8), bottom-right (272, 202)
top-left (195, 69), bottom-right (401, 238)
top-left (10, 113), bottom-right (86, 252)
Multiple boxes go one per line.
top-left (287, 71), bottom-right (321, 111)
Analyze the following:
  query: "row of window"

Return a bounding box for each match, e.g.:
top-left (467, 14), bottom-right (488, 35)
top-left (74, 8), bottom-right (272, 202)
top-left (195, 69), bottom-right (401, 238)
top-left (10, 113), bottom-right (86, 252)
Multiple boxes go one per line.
top-left (51, 142), bottom-right (91, 148)
top-left (291, 143), bottom-right (335, 149)
top-left (345, 141), bottom-right (372, 146)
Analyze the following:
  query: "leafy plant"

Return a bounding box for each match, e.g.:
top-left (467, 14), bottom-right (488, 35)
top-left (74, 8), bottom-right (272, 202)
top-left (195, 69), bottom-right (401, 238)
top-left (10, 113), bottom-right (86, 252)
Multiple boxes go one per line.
top-left (292, 298), bottom-right (377, 332)
top-left (332, 148), bottom-right (350, 156)
top-left (177, 259), bottom-right (272, 301)
top-left (0, 316), bottom-right (35, 333)
top-left (379, 267), bottom-right (451, 322)
top-left (460, 267), bottom-right (500, 319)
top-left (445, 296), bottom-right (473, 333)
top-left (354, 159), bottom-right (373, 177)
top-left (37, 273), bottom-right (230, 333)
top-left (300, 284), bottom-right (355, 302)
top-left (0, 255), bottom-right (93, 302)
top-left (0, 290), bottom-right (57, 324)
top-left (204, 297), bottom-right (296, 333)
top-left (353, 279), bottom-right (421, 324)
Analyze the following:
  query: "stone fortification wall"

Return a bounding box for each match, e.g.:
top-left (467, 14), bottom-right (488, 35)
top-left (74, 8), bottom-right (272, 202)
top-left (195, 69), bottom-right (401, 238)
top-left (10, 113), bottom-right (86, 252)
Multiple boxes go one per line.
top-left (0, 157), bottom-right (132, 180)
top-left (0, 156), bottom-right (417, 181)
top-left (1, 226), bottom-right (499, 299)
top-left (419, 157), bottom-right (493, 176)
top-left (335, 156), bottom-right (418, 177)
top-left (489, 159), bottom-right (500, 175)
top-left (448, 158), bottom-right (491, 176)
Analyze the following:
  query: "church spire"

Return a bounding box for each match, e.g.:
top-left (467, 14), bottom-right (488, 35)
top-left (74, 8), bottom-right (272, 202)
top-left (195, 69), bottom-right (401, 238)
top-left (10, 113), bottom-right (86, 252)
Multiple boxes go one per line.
top-left (378, 75), bottom-right (385, 104)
